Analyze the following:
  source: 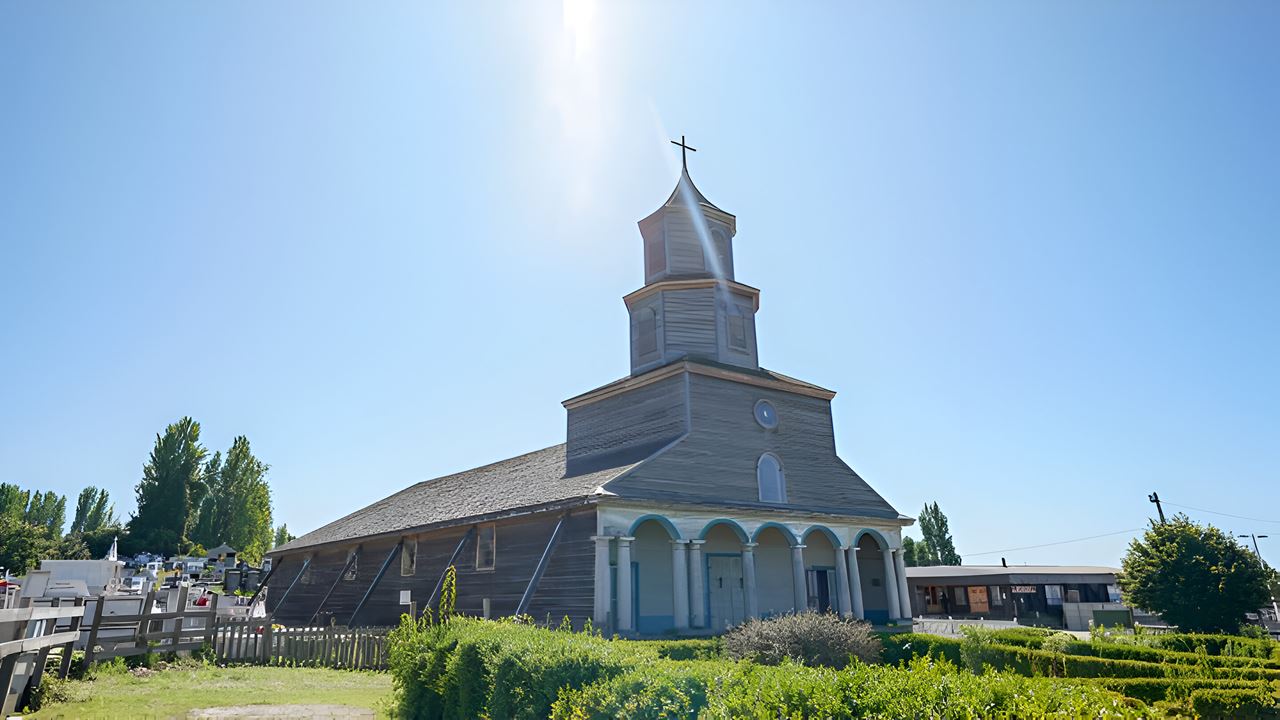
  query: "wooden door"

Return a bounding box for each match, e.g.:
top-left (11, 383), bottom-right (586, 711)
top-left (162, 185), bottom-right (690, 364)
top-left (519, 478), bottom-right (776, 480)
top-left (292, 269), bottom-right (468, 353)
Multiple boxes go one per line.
top-left (708, 556), bottom-right (745, 630)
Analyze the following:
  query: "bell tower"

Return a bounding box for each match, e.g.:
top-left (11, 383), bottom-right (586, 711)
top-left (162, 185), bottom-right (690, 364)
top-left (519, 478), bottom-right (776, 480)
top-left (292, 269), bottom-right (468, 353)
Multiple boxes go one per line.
top-left (626, 139), bottom-right (761, 375)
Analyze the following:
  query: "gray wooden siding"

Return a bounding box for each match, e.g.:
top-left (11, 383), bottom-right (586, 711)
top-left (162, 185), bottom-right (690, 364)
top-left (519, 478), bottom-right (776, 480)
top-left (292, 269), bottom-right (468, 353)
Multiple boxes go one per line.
top-left (629, 296), bottom-right (663, 371)
top-left (267, 508), bottom-right (598, 628)
top-left (660, 288), bottom-right (718, 360)
top-left (566, 373), bottom-right (688, 475)
top-left (715, 290), bottom-right (759, 370)
top-left (604, 372), bottom-right (899, 518)
top-left (663, 211), bottom-right (706, 277)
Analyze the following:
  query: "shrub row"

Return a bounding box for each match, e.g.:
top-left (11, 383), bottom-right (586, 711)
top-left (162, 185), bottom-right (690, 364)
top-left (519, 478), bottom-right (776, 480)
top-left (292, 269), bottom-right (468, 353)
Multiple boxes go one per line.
top-left (985, 628), bottom-right (1280, 667)
top-left (637, 638), bottom-right (722, 661)
top-left (1188, 688), bottom-right (1280, 720)
top-left (387, 618), bottom-right (1144, 719)
top-left (883, 634), bottom-right (1280, 682)
top-left (1084, 677), bottom-right (1274, 705)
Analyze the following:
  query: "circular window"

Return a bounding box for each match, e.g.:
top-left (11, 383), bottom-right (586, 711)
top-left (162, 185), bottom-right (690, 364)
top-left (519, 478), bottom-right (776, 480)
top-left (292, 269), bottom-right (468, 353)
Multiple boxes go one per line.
top-left (753, 400), bottom-right (778, 429)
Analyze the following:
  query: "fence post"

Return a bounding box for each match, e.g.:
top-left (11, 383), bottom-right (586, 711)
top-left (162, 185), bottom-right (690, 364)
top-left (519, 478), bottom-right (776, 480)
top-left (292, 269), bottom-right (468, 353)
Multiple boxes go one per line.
top-left (82, 596), bottom-right (107, 667)
top-left (135, 591), bottom-right (157, 652)
top-left (205, 593), bottom-right (220, 650)
top-left (261, 622), bottom-right (273, 665)
top-left (169, 586), bottom-right (189, 651)
top-left (58, 596), bottom-right (87, 678)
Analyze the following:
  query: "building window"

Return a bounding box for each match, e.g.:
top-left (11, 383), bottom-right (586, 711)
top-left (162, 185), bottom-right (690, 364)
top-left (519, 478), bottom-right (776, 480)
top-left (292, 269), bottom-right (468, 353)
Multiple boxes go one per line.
top-left (635, 307), bottom-right (658, 357)
top-left (728, 314), bottom-right (748, 351)
top-left (476, 523), bottom-right (496, 571)
top-left (1045, 585), bottom-right (1064, 606)
top-left (754, 399), bottom-right (778, 430)
top-left (401, 537), bottom-right (417, 577)
top-left (757, 453), bottom-right (786, 503)
top-left (645, 238), bottom-right (666, 278)
top-left (344, 550), bottom-right (359, 581)
top-left (989, 586), bottom-right (1004, 606)
top-left (1106, 584), bottom-right (1121, 603)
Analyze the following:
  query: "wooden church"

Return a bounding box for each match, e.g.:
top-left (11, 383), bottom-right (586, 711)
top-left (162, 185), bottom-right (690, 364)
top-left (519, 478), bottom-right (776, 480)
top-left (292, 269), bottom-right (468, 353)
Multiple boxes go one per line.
top-left (265, 150), bottom-right (915, 633)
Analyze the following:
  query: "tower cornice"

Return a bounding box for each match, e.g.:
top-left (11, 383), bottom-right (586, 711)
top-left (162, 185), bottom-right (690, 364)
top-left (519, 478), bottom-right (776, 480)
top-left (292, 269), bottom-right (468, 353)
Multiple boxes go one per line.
top-left (623, 278), bottom-right (761, 312)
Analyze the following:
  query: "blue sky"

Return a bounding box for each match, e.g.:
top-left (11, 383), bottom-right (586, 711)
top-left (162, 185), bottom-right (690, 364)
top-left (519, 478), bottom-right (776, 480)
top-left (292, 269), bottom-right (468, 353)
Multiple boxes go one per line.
top-left (3, 2), bottom-right (1278, 567)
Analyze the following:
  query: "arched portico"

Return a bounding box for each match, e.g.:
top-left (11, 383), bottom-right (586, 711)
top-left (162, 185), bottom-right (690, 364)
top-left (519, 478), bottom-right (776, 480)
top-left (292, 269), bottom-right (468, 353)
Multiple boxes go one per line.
top-left (632, 518), bottom-right (678, 633)
top-left (802, 527), bottom-right (839, 613)
top-left (855, 532), bottom-right (891, 624)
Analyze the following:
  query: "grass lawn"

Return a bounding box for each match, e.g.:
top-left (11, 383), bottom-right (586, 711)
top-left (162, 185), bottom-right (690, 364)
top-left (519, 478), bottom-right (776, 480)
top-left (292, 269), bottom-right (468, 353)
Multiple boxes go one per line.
top-left (31, 664), bottom-right (393, 719)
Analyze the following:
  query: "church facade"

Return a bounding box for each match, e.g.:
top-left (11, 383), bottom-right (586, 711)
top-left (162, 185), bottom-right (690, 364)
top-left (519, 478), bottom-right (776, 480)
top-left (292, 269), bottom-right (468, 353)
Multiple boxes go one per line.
top-left (265, 163), bottom-right (915, 633)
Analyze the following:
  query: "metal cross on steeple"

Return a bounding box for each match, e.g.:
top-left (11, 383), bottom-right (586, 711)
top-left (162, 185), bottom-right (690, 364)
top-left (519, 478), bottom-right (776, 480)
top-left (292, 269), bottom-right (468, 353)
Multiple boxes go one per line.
top-left (670, 135), bottom-right (697, 170)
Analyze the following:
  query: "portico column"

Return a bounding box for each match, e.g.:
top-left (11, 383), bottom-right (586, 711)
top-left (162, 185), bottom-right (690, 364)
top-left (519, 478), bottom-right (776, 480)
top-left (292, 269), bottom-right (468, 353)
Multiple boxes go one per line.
top-left (742, 542), bottom-right (759, 619)
top-left (848, 545), bottom-right (865, 620)
top-left (671, 540), bottom-right (689, 630)
top-left (591, 536), bottom-right (612, 627)
top-left (791, 544), bottom-right (808, 612)
top-left (616, 537), bottom-right (634, 633)
top-left (882, 548), bottom-right (901, 621)
top-left (894, 548), bottom-right (913, 620)
top-left (834, 546), bottom-right (853, 617)
top-left (688, 540), bottom-right (706, 628)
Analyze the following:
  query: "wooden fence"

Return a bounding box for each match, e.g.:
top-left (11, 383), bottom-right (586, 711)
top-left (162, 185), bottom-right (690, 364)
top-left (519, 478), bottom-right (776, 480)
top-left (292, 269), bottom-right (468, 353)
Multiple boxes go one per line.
top-left (0, 600), bottom-right (86, 715)
top-left (212, 619), bottom-right (392, 670)
top-left (3, 589), bottom-right (394, 713)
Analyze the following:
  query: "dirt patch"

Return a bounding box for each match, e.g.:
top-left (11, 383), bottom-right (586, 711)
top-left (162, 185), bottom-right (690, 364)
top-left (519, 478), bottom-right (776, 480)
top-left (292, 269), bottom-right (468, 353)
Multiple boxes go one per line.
top-left (187, 705), bottom-right (375, 719)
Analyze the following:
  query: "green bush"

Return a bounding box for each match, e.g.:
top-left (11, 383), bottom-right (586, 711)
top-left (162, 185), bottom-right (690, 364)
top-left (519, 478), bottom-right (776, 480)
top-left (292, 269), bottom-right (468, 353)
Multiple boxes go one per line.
top-left (1189, 687), bottom-right (1280, 719)
top-left (1087, 677), bottom-right (1272, 705)
top-left (639, 638), bottom-right (722, 661)
top-left (1115, 632), bottom-right (1280, 660)
top-left (880, 633), bottom-right (963, 667)
top-left (389, 617), bottom-right (1144, 719)
top-left (721, 612), bottom-right (880, 668)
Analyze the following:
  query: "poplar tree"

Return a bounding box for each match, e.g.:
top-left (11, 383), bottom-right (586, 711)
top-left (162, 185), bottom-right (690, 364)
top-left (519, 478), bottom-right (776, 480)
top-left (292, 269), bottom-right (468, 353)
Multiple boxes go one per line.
top-left (70, 486), bottom-right (117, 534)
top-left (916, 502), bottom-right (962, 566)
top-left (128, 417), bottom-right (207, 554)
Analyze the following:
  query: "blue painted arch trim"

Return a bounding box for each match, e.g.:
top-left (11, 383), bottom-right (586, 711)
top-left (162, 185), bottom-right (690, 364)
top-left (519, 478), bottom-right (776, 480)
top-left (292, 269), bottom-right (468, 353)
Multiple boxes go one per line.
top-left (698, 518), bottom-right (750, 543)
top-left (801, 525), bottom-right (842, 547)
top-left (750, 521), bottom-right (799, 545)
top-left (628, 514), bottom-right (682, 539)
top-left (852, 528), bottom-right (891, 550)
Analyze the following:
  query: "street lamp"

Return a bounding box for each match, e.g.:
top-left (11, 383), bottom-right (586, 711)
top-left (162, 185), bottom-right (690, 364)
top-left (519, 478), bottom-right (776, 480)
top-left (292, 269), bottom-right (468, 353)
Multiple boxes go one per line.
top-left (1239, 534), bottom-right (1278, 624)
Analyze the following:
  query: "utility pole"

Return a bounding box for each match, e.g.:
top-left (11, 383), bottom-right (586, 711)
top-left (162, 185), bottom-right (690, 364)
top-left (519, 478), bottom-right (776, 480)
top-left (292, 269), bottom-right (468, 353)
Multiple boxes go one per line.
top-left (1148, 492), bottom-right (1166, 524)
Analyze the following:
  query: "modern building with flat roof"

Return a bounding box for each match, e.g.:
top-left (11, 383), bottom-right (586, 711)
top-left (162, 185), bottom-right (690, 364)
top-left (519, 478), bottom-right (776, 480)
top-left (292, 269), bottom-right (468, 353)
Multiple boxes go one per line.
top-left (905, 565), bottom-right (1128, 630)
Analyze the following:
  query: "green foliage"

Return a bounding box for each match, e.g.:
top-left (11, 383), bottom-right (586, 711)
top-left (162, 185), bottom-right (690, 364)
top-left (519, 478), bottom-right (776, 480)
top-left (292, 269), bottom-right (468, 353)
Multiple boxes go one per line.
top-left (24, 490), bottom-right (67, 538)
top-left (273, 524), bottom-right (295, 548)
top-left (639, 638), bottom-right (722, 661)
top-left (721, 611), bottom-right (881, 668)
top-left (70, 486), bottom-right (118, 534)
top-left (440, 565), bottom-right (457, 619)
top-left (0, 483), bottom-right (30, 522)
top-left (190, 437), bottom-right (274, 564)
top-left (388, 617), bottom-right (1141, 719)
top-left (914, 501), bottom-right (961, 566)
top-left (1188, 687), bottom-right (1280, 719)
top-left (0, 513), bottom-right (54, 574)
top-left (129, 417), bottom-right (207, 554)
top-left (1120, 514), bottom-right (1270, 633)
top-left (901, 536), bottom-right (920, 567)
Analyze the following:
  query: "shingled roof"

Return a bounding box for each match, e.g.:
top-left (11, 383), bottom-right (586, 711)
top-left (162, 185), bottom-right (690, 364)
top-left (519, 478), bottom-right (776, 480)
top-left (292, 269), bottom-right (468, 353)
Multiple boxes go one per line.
top-left (271, 444), bottom-right (637, 554)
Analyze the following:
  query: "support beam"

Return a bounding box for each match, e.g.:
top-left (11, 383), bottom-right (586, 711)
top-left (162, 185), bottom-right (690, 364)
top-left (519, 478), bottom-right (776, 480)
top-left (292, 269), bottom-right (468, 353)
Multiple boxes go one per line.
top-left (516, 514), bottom-right (566, 616)
top-left (742, 542), bottom-right (759, 620)
top-left (591, 535), bottom-right (612, 627)
top-left (272, 556), bottom-right (311, 617)
top-left (247, 559), bottom-right (282, 609)
top-left (834, 546), bottom-right (853, 617)
top-left (348, 541), bottom-right (401, 627)
top-left (688, 540), bottom-right (706, 628)
top-left (428, 526), bottom-right (476, 610)
top-left (309, 547), bottom-right (360, 626)
top-left (882, 548), bottom-right (901, 621)
top-left (616, 537), bottom-right (634, 633)
top-left (671, 540), bottom-right (689, 630)
top-left (791, 544), bottom-right (808, 612)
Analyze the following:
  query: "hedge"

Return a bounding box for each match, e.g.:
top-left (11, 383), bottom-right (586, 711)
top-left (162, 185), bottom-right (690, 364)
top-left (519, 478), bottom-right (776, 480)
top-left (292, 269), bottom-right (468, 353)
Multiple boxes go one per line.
top-left (637, 638), bottom-right (722, 661)
top-left (388, 618), bottom-right (1144, 719)
top-left (1188, 687), bottom-right (1280, 720)
top-left (1085, 677), bottom-right (1274, 705)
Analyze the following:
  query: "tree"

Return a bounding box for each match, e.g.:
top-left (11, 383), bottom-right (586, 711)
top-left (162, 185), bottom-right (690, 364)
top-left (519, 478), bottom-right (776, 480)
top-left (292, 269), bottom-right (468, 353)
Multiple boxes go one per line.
top-left (915, 502), bottom-right (962, 566)
top-left (193, 437), bottom-right (273, 564)
top-left (273, 524), bottom-right (295, 548)
top-left (24, 490), bottom-right (67, 539)
top-left (1119, 515), bottom-right (1269, 634)
top-left (902, 536), bottom-right (921, 567)
top-left (71, 486), bottom-right (118, 534)
top-left (0, 484), bottom-right (29, 522)
top-left (128, 417), bottom-right (207, 555)
top-left (0, 514), bottom-right (53, 575)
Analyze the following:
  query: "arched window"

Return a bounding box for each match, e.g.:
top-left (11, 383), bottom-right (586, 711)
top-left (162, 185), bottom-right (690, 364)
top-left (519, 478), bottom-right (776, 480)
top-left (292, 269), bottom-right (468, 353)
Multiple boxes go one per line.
top-left (757, 453), bottom-right (786, 503)
top-left (634, 307), bottom-right (658, 356)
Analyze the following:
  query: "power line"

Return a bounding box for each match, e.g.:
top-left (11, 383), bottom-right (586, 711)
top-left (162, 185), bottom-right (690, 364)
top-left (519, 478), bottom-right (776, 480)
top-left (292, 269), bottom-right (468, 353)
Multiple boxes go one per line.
top-left (965, 528), bottom-right (1145, 558)
top-left (1162, 501), bottom-right (1280, 525)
